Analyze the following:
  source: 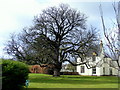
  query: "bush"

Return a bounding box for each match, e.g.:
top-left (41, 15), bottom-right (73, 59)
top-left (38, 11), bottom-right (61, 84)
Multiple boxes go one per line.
top-left (60, 72), bottom-right (79, 75)
top-left (2, 60), bottom-right (29, 90)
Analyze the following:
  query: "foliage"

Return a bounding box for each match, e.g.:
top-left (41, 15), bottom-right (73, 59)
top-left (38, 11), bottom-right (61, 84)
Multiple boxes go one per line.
top-left (2, 59), bottom-right (29, 90)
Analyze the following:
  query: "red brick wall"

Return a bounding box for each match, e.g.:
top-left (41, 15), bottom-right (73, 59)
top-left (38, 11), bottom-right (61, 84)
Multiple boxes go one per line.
top-left (29, 64), bottom-right (53, 74)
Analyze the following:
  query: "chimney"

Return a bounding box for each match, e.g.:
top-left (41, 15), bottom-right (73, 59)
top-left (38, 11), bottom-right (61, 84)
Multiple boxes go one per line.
top-left (99, 40), bottom-right (104, 58)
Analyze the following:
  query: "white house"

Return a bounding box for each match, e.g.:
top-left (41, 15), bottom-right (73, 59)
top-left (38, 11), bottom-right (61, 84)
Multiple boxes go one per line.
top-left (77, 41), bottom-right (118, 76)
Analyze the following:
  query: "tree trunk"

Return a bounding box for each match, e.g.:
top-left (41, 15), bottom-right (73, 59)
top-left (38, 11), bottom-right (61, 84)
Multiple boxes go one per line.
top-left (53, 68), bottom-right (61, 77)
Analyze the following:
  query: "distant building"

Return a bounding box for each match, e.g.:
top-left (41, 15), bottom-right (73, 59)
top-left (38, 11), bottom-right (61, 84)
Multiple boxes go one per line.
top-left (77, 41), bottom-right (118, 76)
top-left (61, 64), bottom-right (76, 72)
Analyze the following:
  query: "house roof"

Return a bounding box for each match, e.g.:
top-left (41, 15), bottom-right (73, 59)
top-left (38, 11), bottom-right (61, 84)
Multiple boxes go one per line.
top-left (86, 41), bottom-right (106, 57)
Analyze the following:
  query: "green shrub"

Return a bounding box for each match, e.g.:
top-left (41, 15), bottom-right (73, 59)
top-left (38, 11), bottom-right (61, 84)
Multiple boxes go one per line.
top-left (2, 60), bottom-right (29, 90)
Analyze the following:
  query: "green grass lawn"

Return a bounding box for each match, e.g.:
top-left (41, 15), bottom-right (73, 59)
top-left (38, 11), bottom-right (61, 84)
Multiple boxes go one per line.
top-left (28, 73), bottom-right (118, 88)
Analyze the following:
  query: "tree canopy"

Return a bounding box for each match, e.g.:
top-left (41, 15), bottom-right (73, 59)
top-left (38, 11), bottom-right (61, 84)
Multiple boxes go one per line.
top-left (5, 4), bottom-right (98, 76)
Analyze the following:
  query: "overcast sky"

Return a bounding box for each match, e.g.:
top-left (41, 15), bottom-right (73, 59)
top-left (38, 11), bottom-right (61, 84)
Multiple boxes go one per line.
top-left (0, 0), bottom-right (119, 58)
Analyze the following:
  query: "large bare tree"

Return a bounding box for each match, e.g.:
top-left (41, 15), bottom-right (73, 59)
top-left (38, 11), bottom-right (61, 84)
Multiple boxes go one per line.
top-left (5, 4), bottom-right (98, 77)
top-left (99, 2), bottom-right (120, 69)
top-left (99, 2), bottom-right (120, 88)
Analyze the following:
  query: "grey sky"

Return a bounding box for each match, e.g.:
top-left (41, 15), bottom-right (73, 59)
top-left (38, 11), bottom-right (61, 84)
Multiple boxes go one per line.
top-left (0, 0), bottom-right (118, 58)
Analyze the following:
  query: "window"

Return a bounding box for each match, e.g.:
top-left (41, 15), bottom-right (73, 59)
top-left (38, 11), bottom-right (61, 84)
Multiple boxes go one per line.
top-left (81, 66), bottom-right (85, 73)
top-left (110, 61), bottom-right (113, 67)
top-left (109, 68), bottom-right (112, 75)
top-left (92, 67), bottom-right (96, 74)
top-left (103, 67), bottom-right (105, 75)
top-left (92, 56), bottom-right (96, 61)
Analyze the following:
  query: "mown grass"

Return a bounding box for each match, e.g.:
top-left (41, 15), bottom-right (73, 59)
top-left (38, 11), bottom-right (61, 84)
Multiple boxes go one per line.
top-left (28, 73), bottom-right (118, 88)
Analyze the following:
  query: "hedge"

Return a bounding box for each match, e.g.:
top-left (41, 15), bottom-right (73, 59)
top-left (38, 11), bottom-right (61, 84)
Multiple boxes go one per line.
top-left (2, 60), bottom-right (29, 90)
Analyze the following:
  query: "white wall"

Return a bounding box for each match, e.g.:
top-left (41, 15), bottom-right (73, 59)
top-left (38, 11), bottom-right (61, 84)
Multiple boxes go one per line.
top-left (77, 57), bottom-right (118, 76)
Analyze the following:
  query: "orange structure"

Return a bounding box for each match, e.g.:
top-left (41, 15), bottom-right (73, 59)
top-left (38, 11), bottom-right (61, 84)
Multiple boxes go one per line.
top-left (29, 64), bottom-right (54, 74)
